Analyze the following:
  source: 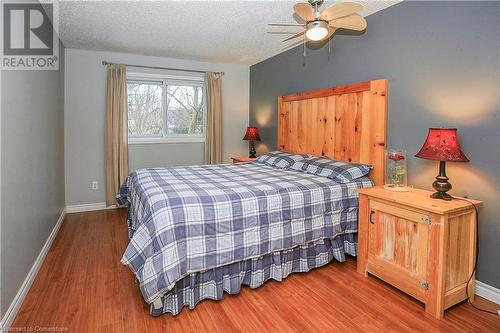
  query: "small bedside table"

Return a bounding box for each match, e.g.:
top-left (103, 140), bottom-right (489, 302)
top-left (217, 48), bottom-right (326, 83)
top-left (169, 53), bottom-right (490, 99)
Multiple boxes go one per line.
top-left (231, 156), bottom-right (257, 163)
top-left (356, 186), bottom-right (482, 319)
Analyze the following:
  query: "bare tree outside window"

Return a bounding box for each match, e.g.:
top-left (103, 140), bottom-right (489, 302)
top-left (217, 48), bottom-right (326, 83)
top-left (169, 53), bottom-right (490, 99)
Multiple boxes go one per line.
top-left (127, 81), bottom-right (162, 136)
top-left (127, 79), bottom-right (205, 140)
top-left (166, 85), bottom-right (204, 135)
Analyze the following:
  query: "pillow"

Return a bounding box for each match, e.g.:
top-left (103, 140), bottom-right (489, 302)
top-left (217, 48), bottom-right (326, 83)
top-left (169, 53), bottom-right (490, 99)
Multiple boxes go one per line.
top-left (255, 151), bottom-right (308, 169)
top-left (290, 156), bottom-right (372, 183)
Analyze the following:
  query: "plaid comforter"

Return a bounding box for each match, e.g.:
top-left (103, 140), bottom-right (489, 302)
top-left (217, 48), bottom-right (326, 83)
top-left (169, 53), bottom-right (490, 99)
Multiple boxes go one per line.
top-left (118, 162), bottom-right (372, 306)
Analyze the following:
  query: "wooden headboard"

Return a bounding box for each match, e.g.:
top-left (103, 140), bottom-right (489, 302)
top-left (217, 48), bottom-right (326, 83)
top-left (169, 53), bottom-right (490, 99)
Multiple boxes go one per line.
top-left (277, 79), bottom-right (388, 185)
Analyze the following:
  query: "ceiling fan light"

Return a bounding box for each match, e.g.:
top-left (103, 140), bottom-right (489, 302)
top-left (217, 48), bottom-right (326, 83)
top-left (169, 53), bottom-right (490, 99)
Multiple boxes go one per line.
top-left (305, 20), bottom-right (329, 41)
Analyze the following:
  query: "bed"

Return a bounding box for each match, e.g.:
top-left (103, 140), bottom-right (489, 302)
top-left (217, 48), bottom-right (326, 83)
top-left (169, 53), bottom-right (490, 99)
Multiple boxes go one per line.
top-left (118, 79), bottom-right (388, 316)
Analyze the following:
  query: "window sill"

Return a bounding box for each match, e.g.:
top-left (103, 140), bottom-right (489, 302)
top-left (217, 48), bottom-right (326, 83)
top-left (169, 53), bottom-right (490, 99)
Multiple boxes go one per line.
top-left (128, 137), bottom-right (205, 145)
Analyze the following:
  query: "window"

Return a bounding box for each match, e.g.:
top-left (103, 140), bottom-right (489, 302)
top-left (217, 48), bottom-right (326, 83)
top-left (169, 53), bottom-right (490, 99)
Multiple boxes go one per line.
top-left (127, 81), bottom-right (163, 137)
top-left (127, 76), bottom-right (205, 143)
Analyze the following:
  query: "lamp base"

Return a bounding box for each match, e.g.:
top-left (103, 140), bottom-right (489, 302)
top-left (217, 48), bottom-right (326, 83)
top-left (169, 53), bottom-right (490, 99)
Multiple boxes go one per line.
top-left (430, 191), bottom-right (453, 201)
top-left (248, 141), bottom-right (257, 158)
top-left (430, 161), bottom-right (453, 201)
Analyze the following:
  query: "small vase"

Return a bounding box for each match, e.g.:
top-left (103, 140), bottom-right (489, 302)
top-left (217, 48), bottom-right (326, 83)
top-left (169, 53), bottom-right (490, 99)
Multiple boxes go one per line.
top-left (384, 149), bottom-right (409, 192)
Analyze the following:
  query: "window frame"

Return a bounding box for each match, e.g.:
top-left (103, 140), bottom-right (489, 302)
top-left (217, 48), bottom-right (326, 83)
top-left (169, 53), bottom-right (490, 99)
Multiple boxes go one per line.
top-left (126, 72), bottom-right (206, 144)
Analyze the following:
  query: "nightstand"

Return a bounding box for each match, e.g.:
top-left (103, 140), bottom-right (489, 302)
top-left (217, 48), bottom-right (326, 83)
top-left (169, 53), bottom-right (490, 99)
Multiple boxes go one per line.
top-left (231, 156), bottom-right (257, 163)
top-left (357, 186), bottom-right (482, 319)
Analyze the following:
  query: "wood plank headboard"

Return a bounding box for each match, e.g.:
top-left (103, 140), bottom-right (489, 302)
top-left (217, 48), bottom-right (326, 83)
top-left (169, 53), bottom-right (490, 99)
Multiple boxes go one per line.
top-left (277, 79), bottom-right (388, 185)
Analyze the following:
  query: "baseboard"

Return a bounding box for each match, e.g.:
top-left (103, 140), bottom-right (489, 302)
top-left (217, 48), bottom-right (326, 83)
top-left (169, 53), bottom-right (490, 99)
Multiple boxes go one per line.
top-left (475, 280), bottom-right (500, 305)
top-left (66, 202), bottom-right (115, 213)
top-left (0, 208), bottom-right (66, 331)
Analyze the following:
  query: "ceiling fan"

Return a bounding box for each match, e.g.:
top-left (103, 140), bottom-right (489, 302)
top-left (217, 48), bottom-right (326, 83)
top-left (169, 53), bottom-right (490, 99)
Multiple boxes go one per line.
top-left (269, 0), bottom-right (367, 52)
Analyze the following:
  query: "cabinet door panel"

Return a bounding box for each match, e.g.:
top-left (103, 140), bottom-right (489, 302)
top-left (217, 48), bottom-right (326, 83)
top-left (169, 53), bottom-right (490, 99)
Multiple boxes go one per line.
top-left (367, 201), bottom-right (430, 299)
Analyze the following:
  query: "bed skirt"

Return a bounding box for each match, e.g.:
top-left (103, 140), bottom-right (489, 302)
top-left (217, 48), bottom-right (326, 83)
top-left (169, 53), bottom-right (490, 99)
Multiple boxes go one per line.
top-left (149, 233), bottom-right (357, 316)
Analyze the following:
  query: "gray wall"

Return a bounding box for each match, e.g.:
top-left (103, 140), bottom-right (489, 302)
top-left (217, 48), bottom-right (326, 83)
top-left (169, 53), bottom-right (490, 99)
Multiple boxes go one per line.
top-left (250, 1), bottom-right (500, 288)
top-left (129, 143), bottom-right (204, 171)
top-left (65, 49), bottom-right (249, 206)
top-left (1, 44), bottom-right (66, 316)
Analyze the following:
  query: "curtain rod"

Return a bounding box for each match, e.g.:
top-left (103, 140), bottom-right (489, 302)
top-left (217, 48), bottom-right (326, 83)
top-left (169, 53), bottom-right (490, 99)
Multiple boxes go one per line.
top-left (101, 61), bottom-right (224, 75)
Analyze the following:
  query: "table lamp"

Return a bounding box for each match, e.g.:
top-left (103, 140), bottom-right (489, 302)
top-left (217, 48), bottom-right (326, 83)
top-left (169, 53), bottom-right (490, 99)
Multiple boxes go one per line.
top-left (415, 128), bottom-right (469, 201)
top-left (242, 127), bottom-right (261, 158)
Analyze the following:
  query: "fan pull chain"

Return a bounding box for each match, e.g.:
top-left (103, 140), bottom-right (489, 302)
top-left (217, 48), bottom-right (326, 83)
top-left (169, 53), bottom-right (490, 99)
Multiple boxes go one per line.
top-left (303, 33), bottom-right (306, 58)
top-left (328, 31), bottom-right (331, 59)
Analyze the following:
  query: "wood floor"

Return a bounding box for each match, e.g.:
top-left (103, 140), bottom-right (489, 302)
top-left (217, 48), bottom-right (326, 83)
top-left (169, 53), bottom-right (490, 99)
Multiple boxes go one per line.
top-left (12, 209), bottom-right (500, 332)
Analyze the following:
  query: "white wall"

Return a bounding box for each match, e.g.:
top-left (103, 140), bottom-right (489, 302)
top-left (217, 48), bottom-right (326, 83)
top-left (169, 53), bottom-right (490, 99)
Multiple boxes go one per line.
top-left (64, 49), bottom-right (249, 206)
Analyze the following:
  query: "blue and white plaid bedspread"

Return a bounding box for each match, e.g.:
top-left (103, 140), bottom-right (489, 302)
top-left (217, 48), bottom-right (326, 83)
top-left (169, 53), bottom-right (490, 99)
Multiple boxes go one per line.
top-left (118, 162), bottom-right (372, 305)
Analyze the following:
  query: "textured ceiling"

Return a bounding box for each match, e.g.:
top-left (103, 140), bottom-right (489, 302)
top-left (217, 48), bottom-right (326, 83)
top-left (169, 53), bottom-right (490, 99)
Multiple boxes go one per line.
top-left (58, 0), bottom-right (400, 65)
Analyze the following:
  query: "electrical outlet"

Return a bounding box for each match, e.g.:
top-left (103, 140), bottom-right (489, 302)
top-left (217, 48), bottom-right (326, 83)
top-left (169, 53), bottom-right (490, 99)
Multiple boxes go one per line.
top-left (91, 181), bottom-right (99, 190)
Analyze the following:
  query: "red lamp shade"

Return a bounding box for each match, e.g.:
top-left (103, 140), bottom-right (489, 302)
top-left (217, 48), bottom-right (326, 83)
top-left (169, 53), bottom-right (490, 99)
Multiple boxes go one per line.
top-left (415, 128), bottom-right (469, 162)
top-left (242, 127), bottom-right (261, 141)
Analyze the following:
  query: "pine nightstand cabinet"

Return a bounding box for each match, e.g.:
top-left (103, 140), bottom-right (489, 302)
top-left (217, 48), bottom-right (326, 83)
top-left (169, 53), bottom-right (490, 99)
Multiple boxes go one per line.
top-left (357, 187), bottom-right (482, 319)
top-left (231, 156), bottom-right (257, 163)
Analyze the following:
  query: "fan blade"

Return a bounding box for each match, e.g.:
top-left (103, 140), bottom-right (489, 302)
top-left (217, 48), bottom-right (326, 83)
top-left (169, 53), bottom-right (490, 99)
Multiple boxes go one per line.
top-left (282, 39), bottom-right (304, 52)
top-left (268, 23), bottom-right (305, 26)
top-left (320, 2), bottom-right (363, 21)
top-left (283, 30), bottom-right (305, 42)
top-left (293, 2), bottom-right (314, 22)
top-left (327, 27), bottom-right (337, 39)
top-left (329, 14), bottom-right (366, 31)
top-left (267, 31), bottom-right (303, 35)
